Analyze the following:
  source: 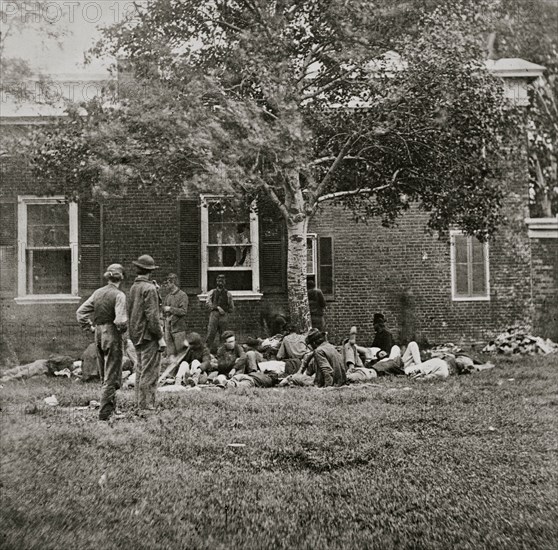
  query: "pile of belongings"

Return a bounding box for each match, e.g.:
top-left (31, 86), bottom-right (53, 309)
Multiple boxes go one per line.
top-left (482, 325), bottom-right (558, 355)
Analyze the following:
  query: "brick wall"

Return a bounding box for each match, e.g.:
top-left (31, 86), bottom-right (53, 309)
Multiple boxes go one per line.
top-left (309, 202), bottom-right (532, 347)
top-left (0, 124), bottom-right (546, 361)
top-left (530, 238), bottom-right (558, 340)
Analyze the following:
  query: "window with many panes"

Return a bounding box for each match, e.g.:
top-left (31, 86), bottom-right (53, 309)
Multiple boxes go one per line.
top-left (450, 231), bottom-right (490, 301)
top-left (200, 196), bottom-right (260, 294)
top-left (17, 196), bottom-right (79, 302)
top-left (306, 233), bottom-right (334, 298)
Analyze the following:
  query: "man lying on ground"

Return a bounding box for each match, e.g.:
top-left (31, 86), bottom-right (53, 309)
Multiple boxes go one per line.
top-left (345, 338), bottom-right (494, 382)
top-left (225, 371), bottom-right (278, 389)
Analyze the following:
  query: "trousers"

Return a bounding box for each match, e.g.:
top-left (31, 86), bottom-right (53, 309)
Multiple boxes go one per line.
top-left (165, 329), bottom-right (187, 357)
top-left (96, 324), bottom-right (123, 420)
top-left (206, 311), bottom-right (228, 352)
top-left (135, 339), bottom-right (161, 409)
top-left (175, 359), bottom-right (208, 386)
top-left (346, 366), bottom-right (378, 383)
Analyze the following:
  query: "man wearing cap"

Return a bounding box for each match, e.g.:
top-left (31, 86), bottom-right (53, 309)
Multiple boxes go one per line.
top-left (76, 263), bottom-right (127, 421)
top-left (163, 273), bottom-right (189, 361)
top-left (206, 274), bottom-right (235, 353)
top-left (304, 328), bottom-right (346, 387)
top-left (216, 331), bottom-right (246, 377)
top-left (128, 254), bottom-right (166, 412)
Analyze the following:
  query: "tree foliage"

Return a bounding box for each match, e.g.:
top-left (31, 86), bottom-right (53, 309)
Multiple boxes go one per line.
top-left (27, 0), bottom-right (528, 327)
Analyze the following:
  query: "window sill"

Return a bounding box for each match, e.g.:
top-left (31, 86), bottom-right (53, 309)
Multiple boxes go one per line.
top-left (525, 216), bottom-right (558, 239)
top-left (451, 296), bottom-right (490, 302)
top-left (197, 291), bottom-right (263, 302)
top-left (14, 295), bottom-right (81, 305)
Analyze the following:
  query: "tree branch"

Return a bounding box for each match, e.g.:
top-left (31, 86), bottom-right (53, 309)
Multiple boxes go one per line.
top-left (212, 19), bottom-right (243, 33)
top-left (261, 180), bottom-right (289, 219)
top-left (237, 0), bottom-right (272, 39)
top-left (308, 135), bottom-right (354, 203)
top-left (300, 75), bottom-right (348, 103)
top-left (311, 155), bottom-right (368, 165)
top-left (316, 185), bottom-right (391, 203)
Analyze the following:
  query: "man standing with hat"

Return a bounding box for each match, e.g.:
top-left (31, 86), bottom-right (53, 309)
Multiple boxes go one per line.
top-left (76, 263), bottom-right (127, 421)
top-left (163, 273), bottom-right (189, 361)
top-left (304, 328), bottom-right (346, 387)
top-left (128, 254), bottom-right (166, 413)
top-left (206, 274), bottom-right (235, 353)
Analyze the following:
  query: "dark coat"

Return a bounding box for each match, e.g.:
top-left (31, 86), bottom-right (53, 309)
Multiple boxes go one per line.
top-left (371, 329), bottom-right (395, 354)
top-left (164, 287), bottom-right (189, 333)
top-left (128, 276), bottom-right (163, 345)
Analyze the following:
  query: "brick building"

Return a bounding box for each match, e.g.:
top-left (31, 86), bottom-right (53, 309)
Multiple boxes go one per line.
top-left (1, 60), bottom-right (557, 363)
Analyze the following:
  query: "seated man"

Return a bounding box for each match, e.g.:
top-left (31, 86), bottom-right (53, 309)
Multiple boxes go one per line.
top-left (371, 313), bottom-right (400, 359)
top-left (342, 324), bottom-right (399, 372)
top-left (240, 337), bottom-right (265, 374)
top-left (304, 328), bottom-right (346, 387)
top-left (216, 331), bottom-right (246, 377)
top-left (166, 332), bottom-right (213, 386)
top-left (277, 324), bottom-right (307, 360)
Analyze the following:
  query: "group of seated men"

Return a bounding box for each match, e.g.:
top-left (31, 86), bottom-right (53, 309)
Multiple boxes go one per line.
top-left (150, 312), bottom-right (493, 391)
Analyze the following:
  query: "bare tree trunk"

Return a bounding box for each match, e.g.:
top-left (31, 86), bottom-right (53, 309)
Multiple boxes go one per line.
top-left (286, 216), bottom-right (311, 331)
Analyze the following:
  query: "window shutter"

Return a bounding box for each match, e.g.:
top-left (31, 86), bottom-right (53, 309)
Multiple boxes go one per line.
top-left (179, 199), bottom-right (201, 293)
top-left (259, 209), bottom-right (286, 293)
top-left (318, 236), bottom-right (334, 297)
top-left (79, 202), bottom-right (102, 295)
top-left (0, 202), bottom-right (17, 296)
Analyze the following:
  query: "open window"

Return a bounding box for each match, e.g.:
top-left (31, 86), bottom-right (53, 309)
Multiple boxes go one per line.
top-left (450, 230), bottom-right (490, 301)
top-left (16, 196), bottom-right (79, 304)
top-left (199, 196), bottom-right (261, 299)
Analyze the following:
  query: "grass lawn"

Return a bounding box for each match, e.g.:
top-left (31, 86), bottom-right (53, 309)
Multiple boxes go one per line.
top-left (1, 355), bottom-right (557, 550)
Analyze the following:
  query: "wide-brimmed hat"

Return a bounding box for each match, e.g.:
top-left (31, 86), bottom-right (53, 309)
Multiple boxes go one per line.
top-left (133, 254), bottom-right (159, 270)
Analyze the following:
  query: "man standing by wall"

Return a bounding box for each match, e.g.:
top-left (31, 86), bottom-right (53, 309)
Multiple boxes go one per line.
top-left (76, 264), bottom-right (127, 421)
top-left (307, 278), bottom-right (326, 331)
top-left (206, 274), bottom-right (235, 353)
top-left (128, 254), bottom-right (166, 413)
top-left (163, 273), bottom-right (188, 361)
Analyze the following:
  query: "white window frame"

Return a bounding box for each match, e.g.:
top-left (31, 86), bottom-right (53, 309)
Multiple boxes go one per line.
top-left (198, 195), bottom-right (262, 301)
top-left (450, 230), bottom-right (490, 302)
top-left (307, 233), bottom-right (317, 277)
top-left (15, 195), bottom-right (80, 304)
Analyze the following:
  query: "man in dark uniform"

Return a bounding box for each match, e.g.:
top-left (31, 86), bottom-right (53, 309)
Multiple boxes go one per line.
top-left (128, 254), bottom-right (166, 412)
top-left (206, 274), bottom-right (234, 353)
top-left (163, 273), bottom-right (188, 361)
top-left (371, 313), bottom-right (396, 356)
top-left (76, 263), bottom-right (127, 421)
